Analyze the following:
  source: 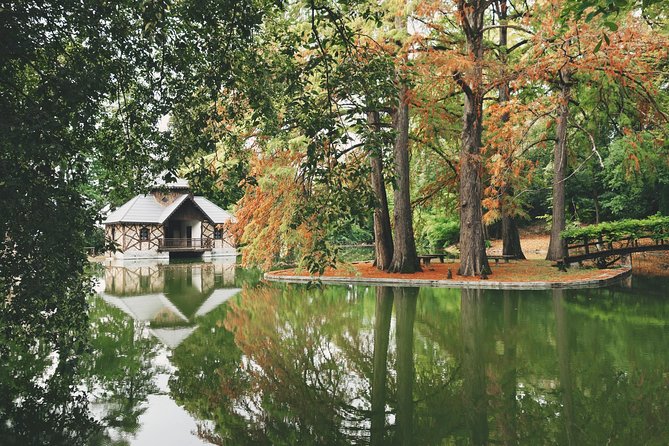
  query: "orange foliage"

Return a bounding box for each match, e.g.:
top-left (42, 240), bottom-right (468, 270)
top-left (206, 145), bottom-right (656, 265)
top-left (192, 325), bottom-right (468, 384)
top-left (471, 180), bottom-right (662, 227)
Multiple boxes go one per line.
top-left (232, 151), bottom-right (320, 270)
top-left (268, 260), bottom-right (627, 283)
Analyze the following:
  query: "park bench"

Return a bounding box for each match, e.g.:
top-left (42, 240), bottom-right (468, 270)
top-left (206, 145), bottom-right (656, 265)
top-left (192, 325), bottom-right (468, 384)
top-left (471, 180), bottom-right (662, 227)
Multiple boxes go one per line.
top-left (417, 254), bottom-right (450, 265)
top-left (487, 254), bottom-right (515, 264)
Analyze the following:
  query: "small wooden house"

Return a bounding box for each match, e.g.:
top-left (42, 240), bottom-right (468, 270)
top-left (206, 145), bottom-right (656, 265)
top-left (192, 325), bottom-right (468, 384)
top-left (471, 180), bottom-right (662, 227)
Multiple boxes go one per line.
top-left (103, 178), bottom-right (236, 260)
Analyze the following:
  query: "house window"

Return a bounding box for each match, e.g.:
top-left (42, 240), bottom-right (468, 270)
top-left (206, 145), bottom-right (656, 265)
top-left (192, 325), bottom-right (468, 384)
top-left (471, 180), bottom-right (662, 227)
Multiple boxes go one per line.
top-left (140, 227), bottom-right (149, 241)
top-left (214, 228), bottom-right (223, 240)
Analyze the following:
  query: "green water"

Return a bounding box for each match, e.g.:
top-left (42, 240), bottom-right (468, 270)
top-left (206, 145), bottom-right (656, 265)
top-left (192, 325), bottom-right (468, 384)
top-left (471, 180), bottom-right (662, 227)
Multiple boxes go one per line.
top-left (4, 260), bottom-right (669, 445)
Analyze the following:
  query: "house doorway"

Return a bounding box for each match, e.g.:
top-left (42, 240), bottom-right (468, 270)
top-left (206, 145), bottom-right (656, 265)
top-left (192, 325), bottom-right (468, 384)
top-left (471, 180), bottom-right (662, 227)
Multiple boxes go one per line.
top-left (186, 226), bottom-right (192, 247)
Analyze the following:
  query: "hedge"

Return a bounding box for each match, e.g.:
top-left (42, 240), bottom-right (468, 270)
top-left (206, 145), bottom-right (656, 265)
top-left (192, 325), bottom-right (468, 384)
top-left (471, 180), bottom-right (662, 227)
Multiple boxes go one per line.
top-left (562, 214), bottom-right (669, 243)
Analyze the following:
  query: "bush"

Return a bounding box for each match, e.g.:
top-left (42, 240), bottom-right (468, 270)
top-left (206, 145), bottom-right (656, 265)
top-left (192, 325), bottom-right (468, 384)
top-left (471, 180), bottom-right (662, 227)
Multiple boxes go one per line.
top-left (561, 214), bottom-right (669, 243)
top-left (422, 215), bottom-right (460, 249)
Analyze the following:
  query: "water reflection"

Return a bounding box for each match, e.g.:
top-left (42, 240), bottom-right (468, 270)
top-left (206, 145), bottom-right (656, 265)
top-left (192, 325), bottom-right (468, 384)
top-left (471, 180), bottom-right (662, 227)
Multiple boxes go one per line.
top-left (169, 280), bottom-right (669, 445)
top-left (88, 259), bottom-right (242, 445)
top-left (100, 259), bottom-right (240, 348)
top-left (0, 319), bottom-right (100, 446)
top-left (4, 265), bottom-right (669, 445)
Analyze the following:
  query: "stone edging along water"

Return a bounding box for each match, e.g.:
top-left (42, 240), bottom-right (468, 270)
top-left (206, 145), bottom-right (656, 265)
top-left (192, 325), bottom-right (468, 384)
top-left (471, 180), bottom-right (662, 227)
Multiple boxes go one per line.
top-left (264, 266), bottom-right (632, 290)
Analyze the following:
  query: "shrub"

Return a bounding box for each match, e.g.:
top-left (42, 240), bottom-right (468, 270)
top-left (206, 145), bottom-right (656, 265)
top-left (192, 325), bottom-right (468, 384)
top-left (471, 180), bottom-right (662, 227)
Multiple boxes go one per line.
top-left (422, 215), bottom-right (460, 249)
top-left (561, 214), bottom-right (669, 243)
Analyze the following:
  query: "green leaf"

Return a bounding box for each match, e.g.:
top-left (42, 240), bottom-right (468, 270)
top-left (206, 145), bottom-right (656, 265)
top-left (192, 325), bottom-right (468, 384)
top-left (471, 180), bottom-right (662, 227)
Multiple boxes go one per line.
top-left (586, 10), bottom-right (599, 22)
top-left (594, 39), bottom-right (603, 53)
top-left (604, 21), bottom-right (619, 31)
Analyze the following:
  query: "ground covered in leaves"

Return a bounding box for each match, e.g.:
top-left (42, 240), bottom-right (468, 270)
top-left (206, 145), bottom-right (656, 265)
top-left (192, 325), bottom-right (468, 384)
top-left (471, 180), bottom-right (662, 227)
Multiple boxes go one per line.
top-left (271, 259), bottom-right (627, 284)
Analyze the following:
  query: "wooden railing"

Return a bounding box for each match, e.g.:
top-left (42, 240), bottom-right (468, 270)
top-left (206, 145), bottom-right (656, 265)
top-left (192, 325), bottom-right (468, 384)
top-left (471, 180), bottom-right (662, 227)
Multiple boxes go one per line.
top-left (158, 238), bottom-right (213, 251)
top-left (558, 234), bottom-right (669, 269)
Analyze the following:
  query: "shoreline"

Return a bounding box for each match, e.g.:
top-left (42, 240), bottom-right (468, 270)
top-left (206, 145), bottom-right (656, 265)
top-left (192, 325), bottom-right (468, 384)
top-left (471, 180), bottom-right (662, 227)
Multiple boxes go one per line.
top-left (265, 261), bottom-right (632, 290)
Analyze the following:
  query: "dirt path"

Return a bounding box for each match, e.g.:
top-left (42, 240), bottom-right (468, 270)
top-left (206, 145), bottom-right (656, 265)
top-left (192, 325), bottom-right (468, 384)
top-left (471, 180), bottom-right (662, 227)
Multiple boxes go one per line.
top-left (489, 233), bottom-right (669, 276)
top-left (489, 235), bottom-right (550, 260)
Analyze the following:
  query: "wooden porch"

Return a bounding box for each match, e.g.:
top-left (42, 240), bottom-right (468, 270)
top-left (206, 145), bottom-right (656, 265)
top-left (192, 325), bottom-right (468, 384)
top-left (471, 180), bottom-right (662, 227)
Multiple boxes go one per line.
top-left (158, 238), bottom-right (213, 252)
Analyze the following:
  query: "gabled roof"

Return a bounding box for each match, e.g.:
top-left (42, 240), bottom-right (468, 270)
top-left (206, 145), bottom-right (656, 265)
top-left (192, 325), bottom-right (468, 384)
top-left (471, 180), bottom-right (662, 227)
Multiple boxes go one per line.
top-left (158, 194), bottom-right (189, 222)
top-left (150, 327), bottom-right (197, 349)
top-left (193, 196), bottom-right (235, 225)
top-left (103, 195), bottom-right (166, 224)
top-left (103, 194), bottom-right (233, 225)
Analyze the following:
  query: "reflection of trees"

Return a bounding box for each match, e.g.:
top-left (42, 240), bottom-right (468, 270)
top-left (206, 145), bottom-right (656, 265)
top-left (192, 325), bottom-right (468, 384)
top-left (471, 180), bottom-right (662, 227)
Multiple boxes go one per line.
top-left (549, 286), bottom-right (669, 445)
top-left (553, 290), bottom-right (575, 446)
top-left (168, 298), bottom-right (246, 443)
top-left (167, 279), bottom-right (669, 446)
top-left (0, 277), bottom-right (168, 445)
top-left (0, 305), bottom-right (101, 445)
top-left (171, 283), bottom-right (370, 444)
top-left (461, 289), bottom-right (488, 446)
top-left (498, 292), bottom-right (518, 446)
top-left (83, 296), bottom-right (163, 439)
top-left (370, 287), bottom-right (393, 446)
top-left (394, 287), bottom-right (418, 446)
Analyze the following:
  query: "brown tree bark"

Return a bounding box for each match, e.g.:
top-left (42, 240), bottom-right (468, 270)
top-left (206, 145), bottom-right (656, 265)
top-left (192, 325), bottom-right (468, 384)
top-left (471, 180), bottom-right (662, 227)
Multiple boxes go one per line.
top-left (457, 0), bottom-right (491, 276)
top-left (388, 49), bottom-right (420, 273)
top-left (546, 70), bottom-right (571, 261)
top-left (502, 215), bottom-right (525, 259)
top-left (370, 287), bottom-right (393, 446)
top-left (368, 112), bottom-right (394, 271)
top-left (498, 0), bottom-right (526, 260)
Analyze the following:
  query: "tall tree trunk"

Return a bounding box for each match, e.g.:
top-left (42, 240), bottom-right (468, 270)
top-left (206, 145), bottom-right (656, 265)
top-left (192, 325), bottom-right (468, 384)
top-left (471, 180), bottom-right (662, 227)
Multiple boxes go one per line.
top-left (368, 112), bottom-right (394, 271)
top-left (389, 11), bottom-right (419, 274)
top-left (498, 0), bottom-right (526, 260)
top-left (502, 215), bottom-right (525, 259)
top-left (457, 1), bottom-right (491, 276)
top-left (394, 287), bottom-right (418, 446)
top-left (546, 71), bottom-right (571, 261)
top-left (371, 287), bottom-right (393, 446)
top-left (461, 288), bottom-right (488, 445)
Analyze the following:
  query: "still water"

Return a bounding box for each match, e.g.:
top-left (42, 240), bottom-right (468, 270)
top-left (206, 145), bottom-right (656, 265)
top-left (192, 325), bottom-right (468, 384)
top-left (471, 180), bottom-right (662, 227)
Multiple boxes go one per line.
top-left (5, 259), bottom-right (669, 445)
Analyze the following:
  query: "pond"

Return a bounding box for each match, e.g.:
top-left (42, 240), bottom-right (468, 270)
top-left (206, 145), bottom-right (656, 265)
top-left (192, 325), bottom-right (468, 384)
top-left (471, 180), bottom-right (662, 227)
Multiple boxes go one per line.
top-left (3, 259), bottom-right (669, 445)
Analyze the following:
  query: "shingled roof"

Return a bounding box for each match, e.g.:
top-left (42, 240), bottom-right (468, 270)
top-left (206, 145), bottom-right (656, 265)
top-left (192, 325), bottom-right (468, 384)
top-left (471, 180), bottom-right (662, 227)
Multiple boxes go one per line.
top-left (103, 194), bottom-right (234, 225)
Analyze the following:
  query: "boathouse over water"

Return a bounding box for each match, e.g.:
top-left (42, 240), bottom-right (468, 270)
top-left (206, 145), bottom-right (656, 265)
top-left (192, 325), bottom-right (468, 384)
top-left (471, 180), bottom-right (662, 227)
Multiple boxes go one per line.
top-left (103, 177), bottom-right (236, 260)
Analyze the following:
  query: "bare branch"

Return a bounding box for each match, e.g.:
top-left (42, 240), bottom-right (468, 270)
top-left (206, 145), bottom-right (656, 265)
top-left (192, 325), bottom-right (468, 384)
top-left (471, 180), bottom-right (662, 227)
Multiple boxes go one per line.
top-left (481, 24), bottom-right (534, 34)
top-left (571, 122), bottom-right (604, 168)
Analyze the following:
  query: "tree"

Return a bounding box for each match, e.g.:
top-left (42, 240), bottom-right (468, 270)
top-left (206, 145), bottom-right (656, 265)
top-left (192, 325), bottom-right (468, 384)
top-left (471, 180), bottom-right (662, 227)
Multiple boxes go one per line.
top-left (454, 0), bottom-right (494, 276)
top-left (546, 66), bottom-right (573, 260)
top-left (223, 0), bottom-right (424, 274)
top-left (368, 112), bottom-right (395, 270)
top-left (495, 0), bottom-right (527, 260)
top-left (389, 5), bottom-right (421, 273)
top-left (518, 0), bottom-right (668, 260)
top-left (413, 0), bottom-right (500, 276)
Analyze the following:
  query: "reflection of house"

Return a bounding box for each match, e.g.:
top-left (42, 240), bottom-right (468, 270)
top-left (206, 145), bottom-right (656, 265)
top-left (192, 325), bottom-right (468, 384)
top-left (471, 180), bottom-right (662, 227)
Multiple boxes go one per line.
top-left (100, 260), bottom-right (240, 348)
top-left (103, 176), bottom-right (236, 260)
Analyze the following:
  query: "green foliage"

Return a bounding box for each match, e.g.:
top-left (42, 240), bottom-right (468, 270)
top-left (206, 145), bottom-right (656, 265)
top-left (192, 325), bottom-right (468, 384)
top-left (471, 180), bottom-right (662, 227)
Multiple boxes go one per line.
top-left (419, 214), bottom-right (460, 250)
top-left (561, 214), bottom-right (669, 242)
top-left (328, 220), bottom-right (374, 246)
top-left (601, 133), bottom-right (669, 218)
top-left (184, 151), bottom-right (249, 210)
top-left (1, 0), bottom-right (276, 329)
